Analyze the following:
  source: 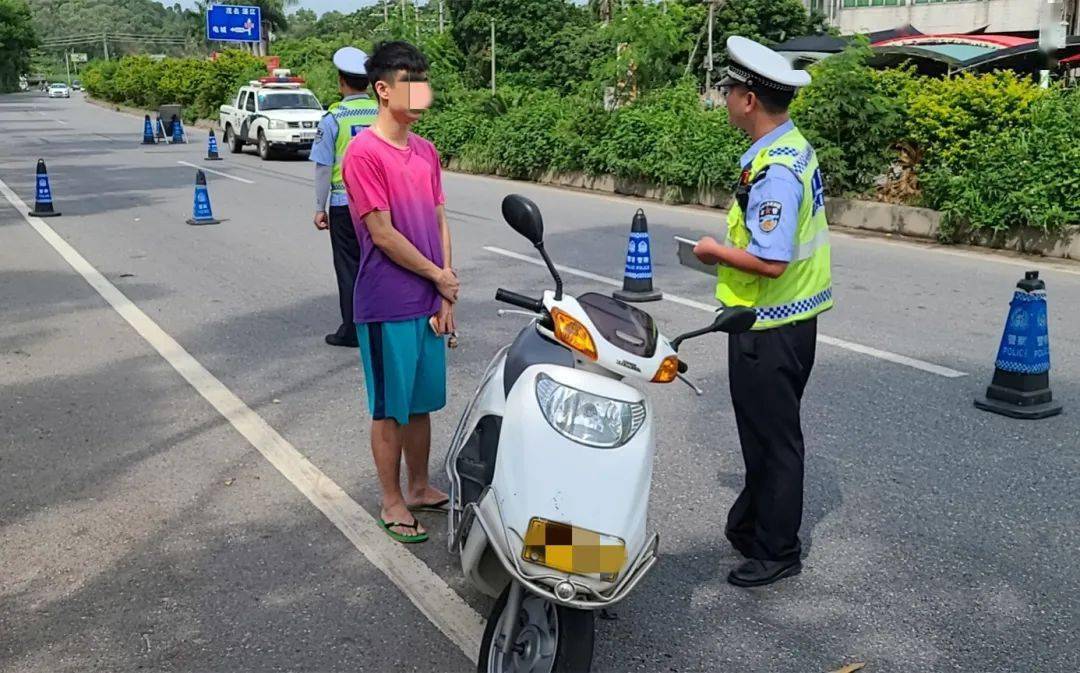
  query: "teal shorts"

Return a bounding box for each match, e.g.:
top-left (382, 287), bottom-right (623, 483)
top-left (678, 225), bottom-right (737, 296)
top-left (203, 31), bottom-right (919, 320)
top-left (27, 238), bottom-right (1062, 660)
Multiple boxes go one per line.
top-left (356, 317), bottom-right (446, 425)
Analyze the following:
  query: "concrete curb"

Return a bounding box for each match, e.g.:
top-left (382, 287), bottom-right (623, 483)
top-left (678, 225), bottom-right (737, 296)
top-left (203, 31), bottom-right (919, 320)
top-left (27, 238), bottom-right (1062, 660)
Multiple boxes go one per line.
top-left (448, 158), bottom-right (1079, 262)
top-left (85, 96), bottom-right (219, 133)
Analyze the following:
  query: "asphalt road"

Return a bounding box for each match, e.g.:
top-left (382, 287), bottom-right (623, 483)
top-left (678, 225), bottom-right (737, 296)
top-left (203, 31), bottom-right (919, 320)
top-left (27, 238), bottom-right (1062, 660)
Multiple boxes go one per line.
top-left (1, 92), bottom-right (1077, 673)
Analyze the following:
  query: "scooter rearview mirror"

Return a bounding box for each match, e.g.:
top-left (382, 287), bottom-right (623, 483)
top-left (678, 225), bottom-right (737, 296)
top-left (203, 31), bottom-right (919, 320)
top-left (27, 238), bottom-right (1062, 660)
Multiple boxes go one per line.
top-left (501, 194), bottom-right (544, 245)
top-left (670, 306), bottom-right (757, 351)
top-left (712, 306), bottom-right (756, 334)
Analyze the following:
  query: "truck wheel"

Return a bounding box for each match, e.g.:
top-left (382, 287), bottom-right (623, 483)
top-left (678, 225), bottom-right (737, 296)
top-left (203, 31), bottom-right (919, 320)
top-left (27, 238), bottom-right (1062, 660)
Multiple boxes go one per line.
top-left (225, 125), bottom-right (243, 153)
top-left (257, 130), bottom-right (275, 161)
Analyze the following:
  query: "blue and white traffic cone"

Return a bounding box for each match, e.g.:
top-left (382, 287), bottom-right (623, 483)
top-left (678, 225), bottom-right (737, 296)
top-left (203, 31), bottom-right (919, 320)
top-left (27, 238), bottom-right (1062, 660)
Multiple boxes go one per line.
top-left (142, 114), bottom-right (156, 145)
top-left (975, 271), bottom-right (1062, 419)
top-left (186, 170), bottom-right (220, 225)
top-left (28, 159), bottom-right (61, 218)
top-left (171, 115), bottom-right (187, 144)
top-left (205, 129), bottom-right (222, 160)
top-left (155, 116), bottom-right (167, 143)
top-left (613, 209), bottom-right (662, 302)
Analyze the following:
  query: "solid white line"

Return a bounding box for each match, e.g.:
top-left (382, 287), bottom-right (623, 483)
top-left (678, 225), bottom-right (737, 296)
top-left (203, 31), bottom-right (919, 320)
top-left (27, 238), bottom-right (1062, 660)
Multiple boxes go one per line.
top-left (483, 245), bottom-right (968, 379)
top-left (178, 160), bottom-right (255, 185)
top-left (0, 176), bottom-right (484, 663)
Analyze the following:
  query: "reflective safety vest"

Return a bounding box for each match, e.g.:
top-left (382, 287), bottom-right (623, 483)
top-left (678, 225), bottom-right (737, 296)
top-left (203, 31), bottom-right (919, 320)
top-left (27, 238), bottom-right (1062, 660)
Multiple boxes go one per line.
top-left (330, 96), bottom-right (379, 197)
top-left (716, 125), bottom-right (833, 330)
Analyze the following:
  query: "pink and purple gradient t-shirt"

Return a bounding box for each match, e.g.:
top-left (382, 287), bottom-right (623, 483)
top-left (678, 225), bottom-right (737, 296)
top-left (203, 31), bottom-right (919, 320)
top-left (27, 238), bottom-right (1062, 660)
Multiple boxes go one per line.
top-left (342, 128), bottom-right (446, 324)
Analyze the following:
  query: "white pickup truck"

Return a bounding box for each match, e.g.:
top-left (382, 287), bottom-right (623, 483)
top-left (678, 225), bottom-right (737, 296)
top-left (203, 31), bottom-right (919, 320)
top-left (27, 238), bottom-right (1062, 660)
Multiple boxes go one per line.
top-left (219, 72), bottom-right (325, 160)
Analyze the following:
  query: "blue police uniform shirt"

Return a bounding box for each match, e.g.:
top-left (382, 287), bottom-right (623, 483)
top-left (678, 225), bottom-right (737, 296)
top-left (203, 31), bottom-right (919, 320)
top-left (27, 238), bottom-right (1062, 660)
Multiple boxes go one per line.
top-left (309, 93), bottom-right (370, 207)
top-left (739, 120), bottom-right (803, 263)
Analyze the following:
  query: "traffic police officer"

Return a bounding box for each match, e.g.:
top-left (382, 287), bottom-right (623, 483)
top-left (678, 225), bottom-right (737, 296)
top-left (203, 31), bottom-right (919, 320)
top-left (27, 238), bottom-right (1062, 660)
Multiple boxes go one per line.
top-left (693, 36), bottom-right (833, 588)
top-left (310, 46), bottom-right (379, 348)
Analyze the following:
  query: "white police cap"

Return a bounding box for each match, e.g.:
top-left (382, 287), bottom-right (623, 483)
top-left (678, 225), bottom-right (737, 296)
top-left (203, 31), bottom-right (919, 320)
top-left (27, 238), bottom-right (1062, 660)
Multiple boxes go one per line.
top-left (333, 46), bottom-right (369, 76)
top-left (721, 36), bottom-right (810, 92)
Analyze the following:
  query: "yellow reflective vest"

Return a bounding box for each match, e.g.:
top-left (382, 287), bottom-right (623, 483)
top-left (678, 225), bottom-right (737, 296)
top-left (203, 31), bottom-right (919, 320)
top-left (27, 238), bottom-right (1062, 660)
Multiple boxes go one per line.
top-left (329, 96), bottom-right (379, 197)
top-left (716, 125), bottom-right (833, 330)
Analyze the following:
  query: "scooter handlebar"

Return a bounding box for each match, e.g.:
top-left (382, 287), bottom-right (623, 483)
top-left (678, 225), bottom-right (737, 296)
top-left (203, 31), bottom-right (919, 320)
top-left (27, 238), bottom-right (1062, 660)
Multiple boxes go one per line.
top-left (495, 288), bottom-right (544, 314)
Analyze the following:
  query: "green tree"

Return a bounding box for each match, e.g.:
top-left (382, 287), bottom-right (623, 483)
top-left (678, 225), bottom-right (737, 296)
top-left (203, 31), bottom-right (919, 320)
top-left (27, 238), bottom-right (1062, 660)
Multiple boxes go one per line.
top-left (450, 0), bottom-right (589, 88)
top-left (285, 8), bottom-right (318, 38)
top-left (0, 0), bottom-right (37, 92)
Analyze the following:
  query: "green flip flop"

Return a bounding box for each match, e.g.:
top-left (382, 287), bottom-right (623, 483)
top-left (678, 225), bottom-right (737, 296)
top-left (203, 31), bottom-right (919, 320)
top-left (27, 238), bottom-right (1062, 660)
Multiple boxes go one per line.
top-left (379, 518), bottom-right (429, 544)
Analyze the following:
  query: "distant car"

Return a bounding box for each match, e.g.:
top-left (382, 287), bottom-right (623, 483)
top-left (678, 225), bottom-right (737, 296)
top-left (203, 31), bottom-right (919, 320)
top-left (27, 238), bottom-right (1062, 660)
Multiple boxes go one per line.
top-left (71, 80), bottom-right (82, 91)
top-left (47, 83), bottom-right (70, 99)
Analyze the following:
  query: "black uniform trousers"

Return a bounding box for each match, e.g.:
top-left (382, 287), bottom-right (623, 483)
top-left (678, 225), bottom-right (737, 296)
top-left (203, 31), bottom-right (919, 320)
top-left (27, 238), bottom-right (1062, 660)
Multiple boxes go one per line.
top-left (725, 317), bottom-right (817, 564)
top-left (328, 205), bottom-right (361, 338)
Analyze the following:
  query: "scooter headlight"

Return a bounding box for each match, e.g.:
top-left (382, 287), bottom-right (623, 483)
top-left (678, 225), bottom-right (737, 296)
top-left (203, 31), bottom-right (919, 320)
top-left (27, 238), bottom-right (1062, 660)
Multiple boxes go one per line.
top-left (535, 374), bottom-right (645, 448)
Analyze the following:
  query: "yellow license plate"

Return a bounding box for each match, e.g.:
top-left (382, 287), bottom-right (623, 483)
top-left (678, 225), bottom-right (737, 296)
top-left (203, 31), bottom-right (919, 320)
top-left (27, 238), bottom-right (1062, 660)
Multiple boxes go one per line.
top-left (522, 518), bottom-right (626, 576)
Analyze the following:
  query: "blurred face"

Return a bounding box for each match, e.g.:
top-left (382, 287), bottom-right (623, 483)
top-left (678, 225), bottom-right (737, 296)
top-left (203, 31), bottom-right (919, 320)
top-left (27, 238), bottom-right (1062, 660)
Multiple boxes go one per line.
top-left (721, 84), bottom-right (754, 133)
top-left (374, 70), bottom-right (433, 124)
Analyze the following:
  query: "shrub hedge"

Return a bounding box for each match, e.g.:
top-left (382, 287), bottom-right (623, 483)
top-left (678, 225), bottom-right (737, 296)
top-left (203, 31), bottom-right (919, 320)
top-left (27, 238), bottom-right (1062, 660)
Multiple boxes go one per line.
top-left (85, 46), bottom-right (1080, 237)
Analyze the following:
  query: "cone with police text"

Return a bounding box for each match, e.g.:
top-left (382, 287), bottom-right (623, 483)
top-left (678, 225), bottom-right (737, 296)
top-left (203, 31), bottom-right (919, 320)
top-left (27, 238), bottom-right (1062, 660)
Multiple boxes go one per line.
top-left (142, 114), bottom-right (157, 145)
top-left (28, 159), bottom-right (61, 218)
top-left (613, 209), bottom-right (662, 302)
top-left (205, 129), bottom-right (222, 160)
top-left (186, 170), bottom-right (220, 225)
top-left (974, 271), bottom-right (1062, 419)
top-left (171, 115), bottom-right (187, 144)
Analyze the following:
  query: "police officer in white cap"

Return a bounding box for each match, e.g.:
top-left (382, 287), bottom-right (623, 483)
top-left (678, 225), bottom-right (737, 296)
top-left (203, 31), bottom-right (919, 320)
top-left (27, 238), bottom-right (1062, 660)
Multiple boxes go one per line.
top-left (693, 36), bottom-right (833, 587)
top-left (310, 46), bottom-right (379, 348)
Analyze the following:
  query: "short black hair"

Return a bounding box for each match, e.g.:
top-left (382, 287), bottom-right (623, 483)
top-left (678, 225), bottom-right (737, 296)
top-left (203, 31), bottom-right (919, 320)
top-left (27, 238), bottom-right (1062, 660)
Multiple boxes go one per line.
top-left (752, 86), bottom-right (795, 115)
top-left (366, 41), bottom-right (429, 90)
top-left (339, 71), bottom-right (370, 92)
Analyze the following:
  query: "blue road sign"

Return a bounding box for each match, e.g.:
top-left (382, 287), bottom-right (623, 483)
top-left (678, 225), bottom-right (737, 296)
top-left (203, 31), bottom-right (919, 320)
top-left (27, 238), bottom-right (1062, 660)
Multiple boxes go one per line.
top-left (206, 4), bottom-right (262, 43)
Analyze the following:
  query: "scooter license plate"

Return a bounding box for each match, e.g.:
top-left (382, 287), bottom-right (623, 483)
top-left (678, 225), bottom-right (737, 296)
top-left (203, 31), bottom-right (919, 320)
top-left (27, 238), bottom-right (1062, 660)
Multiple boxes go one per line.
top-left (522, 517), bottom-right (626, 576)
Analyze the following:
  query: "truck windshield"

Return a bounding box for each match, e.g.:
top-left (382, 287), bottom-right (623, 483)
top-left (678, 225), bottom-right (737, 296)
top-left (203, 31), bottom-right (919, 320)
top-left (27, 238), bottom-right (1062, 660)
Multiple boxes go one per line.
top-left (258, 93), bottom-right (321, 111)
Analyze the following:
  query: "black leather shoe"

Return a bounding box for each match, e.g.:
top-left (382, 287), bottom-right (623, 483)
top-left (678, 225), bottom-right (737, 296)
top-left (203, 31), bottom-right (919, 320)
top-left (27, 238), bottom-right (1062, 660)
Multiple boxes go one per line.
top-left (325, 332), bottom-right (358, 348)
top-left (726, 558), bottom-right (802, 588)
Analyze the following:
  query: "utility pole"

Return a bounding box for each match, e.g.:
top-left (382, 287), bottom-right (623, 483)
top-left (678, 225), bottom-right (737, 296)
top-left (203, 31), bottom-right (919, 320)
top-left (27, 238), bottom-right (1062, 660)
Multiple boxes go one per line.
top-left (705, 0), bottom-right (715, 91)
top-left (384, 0), bottom-right (389, 22)
top-left (490, 18), bottom-right (496, 95)
top-left (64, 51), bottom-right (71, 86)
top-left (415, 2), bottom-right (420, 40)
top-left (439, 0), bottom-right (444, 33)
top-left (401, 0), bottom-right (406, 22)
top-left (102, 32), bottom-right (109, 61)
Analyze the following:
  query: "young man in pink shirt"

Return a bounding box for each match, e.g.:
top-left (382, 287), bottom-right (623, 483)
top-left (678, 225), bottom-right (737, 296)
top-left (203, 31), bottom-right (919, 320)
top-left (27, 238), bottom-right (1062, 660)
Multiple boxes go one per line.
top-left (342, 41), bottom-right (458, 543)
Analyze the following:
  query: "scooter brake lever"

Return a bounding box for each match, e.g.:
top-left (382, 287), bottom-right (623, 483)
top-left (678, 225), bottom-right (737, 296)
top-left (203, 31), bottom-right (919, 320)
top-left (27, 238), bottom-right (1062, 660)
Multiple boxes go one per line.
top-left (496, 309), bottom-right (539, 318)
top-left (677, 373), bottom-right (704, 396)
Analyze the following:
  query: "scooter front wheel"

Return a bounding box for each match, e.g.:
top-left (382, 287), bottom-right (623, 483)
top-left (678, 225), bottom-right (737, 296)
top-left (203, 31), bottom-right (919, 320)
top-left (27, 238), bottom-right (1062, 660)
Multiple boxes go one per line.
top-left (478, 584), bottom-right (594, 673)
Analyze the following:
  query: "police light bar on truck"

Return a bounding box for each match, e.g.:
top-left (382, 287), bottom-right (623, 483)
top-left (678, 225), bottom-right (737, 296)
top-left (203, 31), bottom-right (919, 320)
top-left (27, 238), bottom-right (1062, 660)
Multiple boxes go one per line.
top-left (250, 69), bottom-right (305, 89)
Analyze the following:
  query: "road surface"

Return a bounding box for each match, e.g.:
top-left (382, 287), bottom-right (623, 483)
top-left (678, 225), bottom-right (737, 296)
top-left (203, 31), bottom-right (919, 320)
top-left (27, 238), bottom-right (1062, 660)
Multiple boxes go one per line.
top-left (1, 92), bottom-right (1077, 673)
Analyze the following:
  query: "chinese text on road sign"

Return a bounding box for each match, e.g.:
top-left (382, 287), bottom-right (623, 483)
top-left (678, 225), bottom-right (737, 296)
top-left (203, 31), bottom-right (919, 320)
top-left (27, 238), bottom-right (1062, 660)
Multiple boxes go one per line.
top-left (206, 4), bottom-right (262, 43)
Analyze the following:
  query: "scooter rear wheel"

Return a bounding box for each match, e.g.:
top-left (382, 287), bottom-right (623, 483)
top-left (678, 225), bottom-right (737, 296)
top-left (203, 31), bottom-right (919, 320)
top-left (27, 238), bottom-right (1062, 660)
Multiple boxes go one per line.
top-left (478, 584), bottom-right (594, 673)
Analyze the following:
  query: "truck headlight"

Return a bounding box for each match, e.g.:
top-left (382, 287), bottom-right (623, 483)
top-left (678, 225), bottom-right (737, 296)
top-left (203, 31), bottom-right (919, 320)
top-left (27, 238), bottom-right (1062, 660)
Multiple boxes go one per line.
top-left (535, 374), bottom-right (645, 448)
top-left (268, 119), bottom-right (287, 129)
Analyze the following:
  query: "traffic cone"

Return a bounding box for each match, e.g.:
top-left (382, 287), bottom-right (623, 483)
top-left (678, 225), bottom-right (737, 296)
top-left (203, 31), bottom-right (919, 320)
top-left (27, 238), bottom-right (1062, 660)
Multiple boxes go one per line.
top-left (205, 129), bottom-right (222, 161)
top-left (185, 170), bottom-right (220, 225)
top-left (975, 271), bottom-right (1062, 419)
top-left (613, 209), bottom-right (662, 302)
top-left (28, 159), bottom-right (61, 218)
top-left (141, 114), bottom-right (156, 145)
top-left (155, 116), bottom-right (167, 143)
top-left (171, 115), bottom-right (187, 144)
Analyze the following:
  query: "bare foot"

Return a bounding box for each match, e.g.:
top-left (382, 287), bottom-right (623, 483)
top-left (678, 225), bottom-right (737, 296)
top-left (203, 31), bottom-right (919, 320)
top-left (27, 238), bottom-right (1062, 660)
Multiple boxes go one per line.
top-left (405, 485), bottom-right (449, 509)
top-left (381, 502), bottom-right (425, 537)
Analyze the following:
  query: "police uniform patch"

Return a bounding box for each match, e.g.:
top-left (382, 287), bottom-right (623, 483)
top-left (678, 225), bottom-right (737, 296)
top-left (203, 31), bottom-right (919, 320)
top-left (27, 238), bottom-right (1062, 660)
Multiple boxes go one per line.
top-left (757, 200), bottom-right (782, 233)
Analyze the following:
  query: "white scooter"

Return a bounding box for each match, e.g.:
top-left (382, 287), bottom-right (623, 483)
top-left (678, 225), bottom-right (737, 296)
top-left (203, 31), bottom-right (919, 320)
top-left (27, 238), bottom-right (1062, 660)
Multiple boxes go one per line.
top-left (446, 195), bottom-right (756, 673)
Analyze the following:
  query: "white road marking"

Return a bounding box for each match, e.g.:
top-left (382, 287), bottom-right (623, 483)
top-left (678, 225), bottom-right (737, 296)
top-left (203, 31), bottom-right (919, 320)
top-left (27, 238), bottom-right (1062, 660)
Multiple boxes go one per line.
top-left (0, 176), bottom-right (484, 663)
top-left (483, 245), bottom-right (968, 379)
top-left (178, 160), bottom-right (255, 184)
top-left (36, 110), bottom-right (68, 125)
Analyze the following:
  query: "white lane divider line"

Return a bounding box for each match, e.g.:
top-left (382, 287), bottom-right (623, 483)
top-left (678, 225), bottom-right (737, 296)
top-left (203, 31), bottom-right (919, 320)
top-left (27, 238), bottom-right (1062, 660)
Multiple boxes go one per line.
top-left (178, 160), bottom-right (255, 185)
top-left (0, 176), bottom-right (484, 663)
top-left (483, 245), bottom-right (968, 379)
